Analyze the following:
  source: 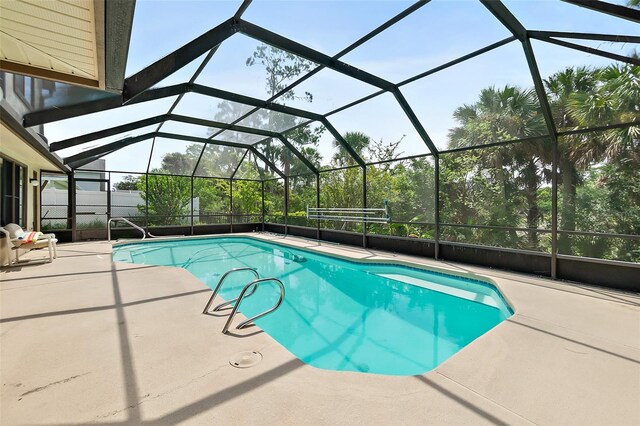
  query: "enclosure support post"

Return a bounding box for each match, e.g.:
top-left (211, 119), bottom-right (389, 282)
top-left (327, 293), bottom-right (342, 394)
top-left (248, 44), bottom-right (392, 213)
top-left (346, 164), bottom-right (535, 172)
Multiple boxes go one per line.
top-left (549, 135), bottom-right (560, 280)
top-left (284, 176), bottom-right (289, 236)
top-left (362, 166), bottom-right (367, 248)
top-left (434, 157), bottom-right (440, 260)
top-left (482, 0), bottom-right (559, 279)
top-left (106, 178), bottom-right (112, 236)
top-left (522, 37), bottom-right (559, 279)
top-left (229, 178), bottom-right (233, 234)
top-left (316, 174), bottom-right (320, 241)
top-left (190, 177), bottom-right (194, 236)
top-left (261, 180), bottom-right (265, 232)
top-left (35, 171), bottom-right (40, 231)
top-left (145, 173), bottom-right (149, 233)
top-left (68, 173), bottom-right (77, 242)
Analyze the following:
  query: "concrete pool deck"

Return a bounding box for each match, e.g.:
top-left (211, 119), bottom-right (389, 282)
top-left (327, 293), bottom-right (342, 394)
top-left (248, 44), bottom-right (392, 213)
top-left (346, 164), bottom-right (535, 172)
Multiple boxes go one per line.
top-left (1, 233), bottom-right (639, 425)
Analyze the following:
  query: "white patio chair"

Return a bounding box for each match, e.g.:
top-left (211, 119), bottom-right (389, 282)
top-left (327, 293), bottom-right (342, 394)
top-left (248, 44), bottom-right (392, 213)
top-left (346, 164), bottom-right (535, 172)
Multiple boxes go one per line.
top-left (0, 224), bottom-right (58, 264)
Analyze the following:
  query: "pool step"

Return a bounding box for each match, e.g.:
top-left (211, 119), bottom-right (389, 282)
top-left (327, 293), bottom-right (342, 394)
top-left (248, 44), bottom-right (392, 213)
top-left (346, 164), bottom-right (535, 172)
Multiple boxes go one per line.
top-left (375, 273), bottom-right (501, 309)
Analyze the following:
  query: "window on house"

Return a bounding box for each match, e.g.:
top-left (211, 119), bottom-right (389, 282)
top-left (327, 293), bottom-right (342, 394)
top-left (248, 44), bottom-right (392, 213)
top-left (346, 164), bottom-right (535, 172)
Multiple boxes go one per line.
top-left (1, 157), bottom-right (26, 227)
top-left (14, 74), bottom-right (33, 107)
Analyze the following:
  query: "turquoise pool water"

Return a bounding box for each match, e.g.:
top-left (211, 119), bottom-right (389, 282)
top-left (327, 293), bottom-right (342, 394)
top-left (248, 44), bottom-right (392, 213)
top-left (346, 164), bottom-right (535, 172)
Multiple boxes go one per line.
top-left (112, 237), bottom-right (512, 375)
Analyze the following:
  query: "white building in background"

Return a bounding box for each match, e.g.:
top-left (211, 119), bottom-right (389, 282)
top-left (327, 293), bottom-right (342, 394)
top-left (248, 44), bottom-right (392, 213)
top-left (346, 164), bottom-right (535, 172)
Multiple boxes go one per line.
top-left (75, 159), bottom-right (107, 191)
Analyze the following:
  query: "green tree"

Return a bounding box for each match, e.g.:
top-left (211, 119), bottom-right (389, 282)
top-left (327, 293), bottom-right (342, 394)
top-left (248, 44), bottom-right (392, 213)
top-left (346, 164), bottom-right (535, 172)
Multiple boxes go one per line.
top-left (320, 167), bottom-right (363, 231)
top-left (193, 178), bottom-right (230, 225)
top-left (568, 63), bottom-right (640, 162)
top-left (548, 63), bottom-right (639, 256)
top-left (447, 85), bottom-right (547, 248)
top-left (264, 179), bottom-right (285, 223)
top-left (544, 66), bottom-right (598, 253)
top-left (287, 174), bottom-right (318, 226)
top-left (232, 180), bottom-right (262, 217)
top-left (245, 44), bottom-right (323, 176)
top-left (138, 147), bottom-right (233, 226)
top-left (600, 158), bottom-right (640, 262)
top-left (161, 152), bottom-right (196, 175)
top-left (566, 63), bottom-right (640, 260)
top-left (367, 137), bottom-right (404, 163)
top-left (113, 175), bottom-right (139, 191)
top-left (140, 173), bottom-right (191, 225)
top-left (196, 144), bottom-right (245, 178)
top-left (283, 125), bottom-right (324, 176)
top-left (247, 44), bottom-right (314, 102)
top-left (331, 131), bottom-right (370, 166)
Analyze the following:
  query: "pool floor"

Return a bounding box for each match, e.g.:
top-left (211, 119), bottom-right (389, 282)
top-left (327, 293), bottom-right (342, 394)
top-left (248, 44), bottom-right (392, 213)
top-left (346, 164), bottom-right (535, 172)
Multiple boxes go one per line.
top-left (113, 237), bottom-right (512, 375)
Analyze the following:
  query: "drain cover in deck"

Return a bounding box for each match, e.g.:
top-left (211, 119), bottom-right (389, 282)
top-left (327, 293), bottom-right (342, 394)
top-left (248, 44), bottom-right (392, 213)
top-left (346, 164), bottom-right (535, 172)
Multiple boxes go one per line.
top-left (230, 351), bottom-right (262, 368)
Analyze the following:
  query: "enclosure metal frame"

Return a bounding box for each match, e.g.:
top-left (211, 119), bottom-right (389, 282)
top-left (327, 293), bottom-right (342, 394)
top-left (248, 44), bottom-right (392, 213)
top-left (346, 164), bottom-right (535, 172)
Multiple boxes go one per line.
top-left (23, 0), bottom-right (640, 283)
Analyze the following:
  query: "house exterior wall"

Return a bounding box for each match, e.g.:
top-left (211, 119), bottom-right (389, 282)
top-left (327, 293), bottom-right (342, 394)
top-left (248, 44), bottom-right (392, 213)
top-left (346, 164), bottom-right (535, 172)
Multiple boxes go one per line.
top-left (0, 123), bottom-right (64, 230)
top-left (1, 72), bottom-right (65, 231)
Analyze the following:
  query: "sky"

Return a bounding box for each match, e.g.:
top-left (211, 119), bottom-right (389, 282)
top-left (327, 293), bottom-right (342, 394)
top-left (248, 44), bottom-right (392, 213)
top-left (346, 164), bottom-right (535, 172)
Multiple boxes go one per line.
top-left (41, 0), bottom-right (640, 179)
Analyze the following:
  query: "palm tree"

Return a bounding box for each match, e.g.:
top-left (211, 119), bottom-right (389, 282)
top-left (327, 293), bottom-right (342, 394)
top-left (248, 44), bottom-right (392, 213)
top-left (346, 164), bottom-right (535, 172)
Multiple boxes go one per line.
top-left (448, 85), bottom-right (547, 248)
top-left (331, 131), bottom-right (370, 167)
top-left (281, 125), bottom-right (323, 176)
top-left (544, 67), bottom-right (598, 254)
top-left (547, 63), bottom-right (639, 254)
top-left (568, 63), bottom-right (640, 163)
top-left (564, 63), bottom-right (640, 259)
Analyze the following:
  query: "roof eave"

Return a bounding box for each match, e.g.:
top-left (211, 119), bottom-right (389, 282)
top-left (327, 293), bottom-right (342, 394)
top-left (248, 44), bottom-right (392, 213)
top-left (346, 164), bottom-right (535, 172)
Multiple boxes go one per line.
top-left (0, 101), bottom-right (70, 173)
top-left (104, 0), bottom-right (137, 93)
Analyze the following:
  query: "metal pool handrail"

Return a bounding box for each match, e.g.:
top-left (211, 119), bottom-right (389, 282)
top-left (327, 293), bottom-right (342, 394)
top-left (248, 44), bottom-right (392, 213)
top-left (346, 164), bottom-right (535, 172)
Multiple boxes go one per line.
top-left (202, 267), bottom-right (259, 314)
top-left (107, 217), bottom-right (146, 241)
top-left (222, 277), bottom-right (285, 334)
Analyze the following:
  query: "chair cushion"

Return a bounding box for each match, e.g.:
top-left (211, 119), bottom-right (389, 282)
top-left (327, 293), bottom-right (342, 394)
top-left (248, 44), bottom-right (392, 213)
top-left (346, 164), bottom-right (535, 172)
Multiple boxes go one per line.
top-left (19, 231), bottom-right (41, 243)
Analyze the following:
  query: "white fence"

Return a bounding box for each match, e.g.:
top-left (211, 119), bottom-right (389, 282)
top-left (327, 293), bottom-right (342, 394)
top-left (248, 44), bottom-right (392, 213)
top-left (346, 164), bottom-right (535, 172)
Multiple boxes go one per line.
top-left (41, 188), bottom-right (200, 228)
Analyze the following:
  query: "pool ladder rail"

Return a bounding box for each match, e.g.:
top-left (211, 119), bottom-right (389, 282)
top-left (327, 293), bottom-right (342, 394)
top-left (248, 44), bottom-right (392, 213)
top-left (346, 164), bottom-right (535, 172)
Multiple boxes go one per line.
top-left (107, 217), bottom-right (146, 241)
top-left (107, 217), bottom-right (165, 241)
top-left (202, 267), bottom-right (285, 334)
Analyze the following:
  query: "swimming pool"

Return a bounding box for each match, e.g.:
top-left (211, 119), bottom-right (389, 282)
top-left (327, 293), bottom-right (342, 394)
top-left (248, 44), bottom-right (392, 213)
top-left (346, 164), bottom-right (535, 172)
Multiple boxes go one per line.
top-left (112, 236), bottom-right (512, 375)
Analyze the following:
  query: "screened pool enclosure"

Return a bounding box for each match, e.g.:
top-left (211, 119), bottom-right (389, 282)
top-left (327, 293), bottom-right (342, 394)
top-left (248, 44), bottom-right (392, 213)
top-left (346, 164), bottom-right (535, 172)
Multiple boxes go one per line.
top-left (17, 0), bottom-right (640, 290)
